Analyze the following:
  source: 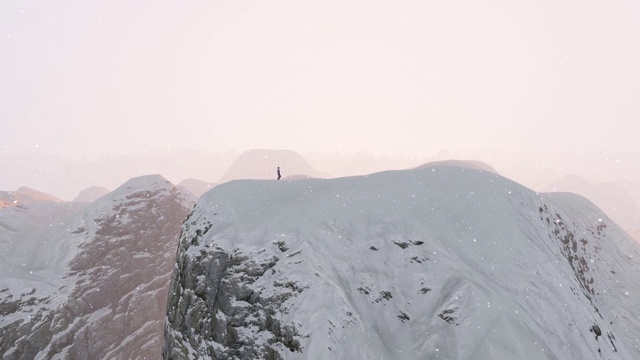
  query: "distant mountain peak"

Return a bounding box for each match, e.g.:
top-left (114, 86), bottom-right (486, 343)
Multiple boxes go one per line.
top-left (177, 178), bottom-right (216, 198)
top-left (416, 159), bottom-right (499, 174)
top-left (0, 186), bottom-right (61, 208)
top-left (116, 174), bottom-right (172, 191)
top-left (72, 186), bottom-right (110, 203)
top-left (543, 174), bottom-right (640, 231)
top-left (15, 186), bottom-right (62, 201)
top-left (218, 149), bottom-right (318, 183)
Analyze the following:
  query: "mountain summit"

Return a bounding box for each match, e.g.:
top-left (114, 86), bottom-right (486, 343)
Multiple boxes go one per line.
top-left (164, 165), bottom-right (640, 359)
top-left (218, 149), bottom-right (319, 183)
top-left (72, 186), bottom-right (110, 203)
top-left (0, 187), bottom-right (61, 209)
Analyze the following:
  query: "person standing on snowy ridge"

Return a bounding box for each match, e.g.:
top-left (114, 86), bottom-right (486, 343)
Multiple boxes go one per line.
top-left (277, 167), bottom-right (281, 180)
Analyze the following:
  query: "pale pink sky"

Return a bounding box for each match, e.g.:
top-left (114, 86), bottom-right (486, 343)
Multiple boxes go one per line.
top-left (2, 0), bottom-right (640, 159)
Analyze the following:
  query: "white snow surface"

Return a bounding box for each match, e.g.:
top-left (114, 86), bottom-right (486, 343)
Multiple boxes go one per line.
top-left (0, 200), bottom-right (87, 326)
top-left (180, 165), bottom-right (640, 359)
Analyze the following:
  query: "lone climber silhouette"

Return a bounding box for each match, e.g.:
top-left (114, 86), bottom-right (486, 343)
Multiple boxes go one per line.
top-left (277, 167), bottom-right (281, 180)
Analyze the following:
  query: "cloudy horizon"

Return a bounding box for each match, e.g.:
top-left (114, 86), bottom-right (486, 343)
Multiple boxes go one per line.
top-left (3, 1), bottom-right (640, 157)
top-left (2, 1), bottom-right (640, 217)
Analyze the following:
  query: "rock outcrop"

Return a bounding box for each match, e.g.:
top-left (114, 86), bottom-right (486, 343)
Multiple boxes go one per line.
top-left (0, 175), bottom-right (194, 359)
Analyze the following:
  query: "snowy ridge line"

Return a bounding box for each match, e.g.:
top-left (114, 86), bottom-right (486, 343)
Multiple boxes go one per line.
top-left (164, 165), bottom-right (640, 359)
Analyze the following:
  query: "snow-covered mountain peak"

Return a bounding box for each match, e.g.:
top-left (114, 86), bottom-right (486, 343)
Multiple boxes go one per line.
top-left (1, 175), bottom-right (195, 359)
top-left (218, 149), bottom-right (319, 183)
top-left (164, 165), bottom-right (640, 359)
top-left (115, 173), bottom-right (172, 193)
top-left (0, 187), bottom-right (61, 209)
top-left (80, 174), bottom-right (196, 217)
top-left (14, 187), bottom-right (62, 203)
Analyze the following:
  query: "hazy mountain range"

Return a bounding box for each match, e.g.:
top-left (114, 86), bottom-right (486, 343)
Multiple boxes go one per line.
top-left (1, 152), bottom-right (640, 359)
top-left (4, 148), bottom-right (640, 204)
top-left (4, 148), bottom-right (639, 236)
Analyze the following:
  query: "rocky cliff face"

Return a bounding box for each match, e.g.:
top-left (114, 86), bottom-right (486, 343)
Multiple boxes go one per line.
top-left (164, 224), bottom-right (299, 359)
top-left (0, 175), bottom-right (194, 359)
top-left (163, 165), bottom-right (640, 359)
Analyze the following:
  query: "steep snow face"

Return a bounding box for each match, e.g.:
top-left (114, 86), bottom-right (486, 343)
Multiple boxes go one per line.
top-left (0, 175), bottom-right (195, 359)
top-left (0, 200), bottom-right (88, 330)
top-left (164, 166), bottom-right (640, 360)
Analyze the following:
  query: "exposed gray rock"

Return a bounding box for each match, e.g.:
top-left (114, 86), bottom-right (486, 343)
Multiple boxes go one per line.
top-left (163, 221), bottom-right (302, 359)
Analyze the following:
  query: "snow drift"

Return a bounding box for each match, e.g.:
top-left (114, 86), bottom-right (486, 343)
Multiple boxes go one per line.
top-left (164, 165), bottom-right (640, 359)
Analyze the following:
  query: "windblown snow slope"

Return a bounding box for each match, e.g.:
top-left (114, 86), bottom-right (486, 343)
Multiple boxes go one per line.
top-left (164, 165), bottom-right (640, 360)
top-left (0, 175), bottom-right (194, 359)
